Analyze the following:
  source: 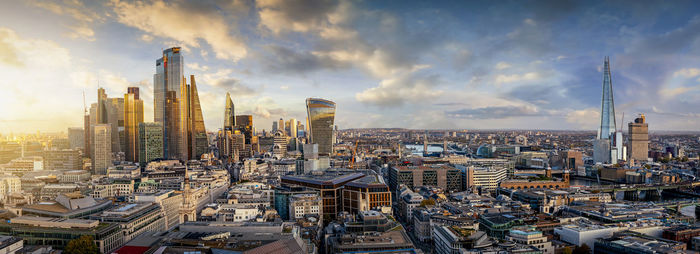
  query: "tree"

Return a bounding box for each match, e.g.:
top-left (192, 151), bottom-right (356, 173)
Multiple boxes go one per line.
top-left (561, 246), bottom-right (573, 254)
top-left (572, 244), bottom-right (591, 254)
top-left (65, 235), bottom-right (99, 254)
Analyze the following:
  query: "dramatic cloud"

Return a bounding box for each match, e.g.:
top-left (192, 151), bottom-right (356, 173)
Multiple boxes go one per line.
top-left (29, 0), bottom-right (102, 41)
top-left (213, 78), bottom-right (260, 97)
top-left (110, 0), bottom-right (247, 61)
top-left (356, 72), bottom-right (442, 107)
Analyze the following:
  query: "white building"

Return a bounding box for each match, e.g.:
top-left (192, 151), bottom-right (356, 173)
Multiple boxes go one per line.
top-left (554, 222), bottom-right (619, 251)
top-left (288, 193), bottom-right (321, 219)
top-left (457, 166), bottom-right (507, 191)
top-left (507, 227), bottom-right (554, 254)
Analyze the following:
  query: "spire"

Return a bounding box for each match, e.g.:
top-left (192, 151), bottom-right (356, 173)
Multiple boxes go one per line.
top-left (598, 56), bottom-right (616, 140)
top-left (224, 92), bottom-right (235, 130)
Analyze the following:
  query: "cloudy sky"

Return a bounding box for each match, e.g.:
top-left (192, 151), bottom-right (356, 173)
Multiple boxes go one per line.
top-left (1, 0), bottom-right (700, 133)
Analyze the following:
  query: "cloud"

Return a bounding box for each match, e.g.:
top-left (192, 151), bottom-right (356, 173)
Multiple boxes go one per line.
top-left (212, 78), bottom-right (260, 97)
top-left (494, 72), bottom-right (540, 85)
top-left (28, 0), bottom-right (102, 41)
top-left (110, 0), bottom-right (247, 61)
top-left (565, 108), bottom-right (599, 129)
top-left (260, 45), bottom-right (348, 73)
top-left (356, 73), bottom-right (442, 107)
top-left (495, 62), bottom-right (512, 70)
top-left (673, 68), bottom-right (700, 78)
top-left (447, 105), bottom-right (542, 119)
top-left (256, 0), bottom-right (338, 34)
top-left (187, 63), bottom-right (210, 72)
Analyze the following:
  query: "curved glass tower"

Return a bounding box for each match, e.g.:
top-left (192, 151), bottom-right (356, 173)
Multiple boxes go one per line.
top-left (306, 98), bottom-right (336, 156)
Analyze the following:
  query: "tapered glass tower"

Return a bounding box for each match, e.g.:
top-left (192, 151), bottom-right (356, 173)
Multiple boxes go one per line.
top-left (598, 56), bottom-right (616, 140)
top-left (306, 98), bottom-right (336, 156)
top-left (224, 92), bottom-right (235, 131)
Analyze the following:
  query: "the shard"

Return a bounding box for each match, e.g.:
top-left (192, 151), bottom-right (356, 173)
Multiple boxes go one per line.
top-left (598, 56), bottom-right (616, 140)
top-left (594, 57), bottom-right (624, 164)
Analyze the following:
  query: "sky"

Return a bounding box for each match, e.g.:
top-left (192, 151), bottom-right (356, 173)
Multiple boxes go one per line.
top-left (1, 0), bottom-right (700, 133)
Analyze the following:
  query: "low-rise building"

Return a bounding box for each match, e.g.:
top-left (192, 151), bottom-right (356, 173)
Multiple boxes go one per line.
top-left (289, 193), bottom-right (321, 220)
top-left (91, 203), bottom-right (166, 243)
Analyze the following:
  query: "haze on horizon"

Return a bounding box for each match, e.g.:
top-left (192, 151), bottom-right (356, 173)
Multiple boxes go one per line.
top-left (1, 0), bottom-right (700, 134)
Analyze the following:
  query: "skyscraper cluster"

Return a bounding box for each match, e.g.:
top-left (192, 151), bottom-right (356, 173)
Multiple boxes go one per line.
top-left (217, 92), bottom-right (255, 162)
top-left (154, 47), bottom-right (207, 161)
top-left (84, 47), bottom-right (205, 174)
top-left (593, 57), bottom-right (649, 165)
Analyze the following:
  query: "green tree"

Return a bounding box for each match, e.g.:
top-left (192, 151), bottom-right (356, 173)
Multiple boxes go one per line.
top-left (561, 246), bottom-right (573, 254)
top-left (64, 235), bottom-right (99, 254)
top-left (572, 244), bottom-right (591, 254)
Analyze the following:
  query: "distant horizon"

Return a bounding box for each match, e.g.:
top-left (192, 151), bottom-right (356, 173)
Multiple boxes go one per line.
top-left (2, 1), bottom-right (700, 132)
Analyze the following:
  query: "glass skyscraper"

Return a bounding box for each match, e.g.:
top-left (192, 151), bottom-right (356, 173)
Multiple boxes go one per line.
top-left (124, 87), bottom-right (144, 163)
top-left (598, 56), bottom-right (616, 140)
top-left (154, 47), bottom-right (183, 159)
top-left (306, 98), bottom-right (336, 156)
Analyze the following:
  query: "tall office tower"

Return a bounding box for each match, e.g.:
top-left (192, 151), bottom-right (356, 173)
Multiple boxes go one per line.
top-left (84, 114), bottom-right (90, 158)
top-left (593, 57), bottom-right (621, 164)
top-left (278, 118), bottom-right (285, 135)
top-left (224, 92), bottom-right (235, 131)
top-left (67, 127), bottom-right (84, 150)
top-left (181, 75), bottom-right (207, 160)
top-left (139, 122), bottom-right (163, 166)
top-left (154, 47), bottom-right (184, 159)
top-left (92, 124), bottom-right (112, 175)
top-left (289, 118), bottom-right (298, 138)
top-left (124, 87), bottom-right (144, 162)
top-left (272, 121), bottom-right (278, 133)
top-left (107, 97), bottom-right (124, 154)
top-left (628, 114), bottom-right (649, 162)
top-left (97, 88), bottom-right (108, 124)
top-left (306, 98), bottom-right (336, 156)
top-left (235, 115), bottom-right (253, 144)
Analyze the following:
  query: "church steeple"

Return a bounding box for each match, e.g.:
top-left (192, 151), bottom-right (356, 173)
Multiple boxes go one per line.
top-left (179, 163), bottom-right (196, 223)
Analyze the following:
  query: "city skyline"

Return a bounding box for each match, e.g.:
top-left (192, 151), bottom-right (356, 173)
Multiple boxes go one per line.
top-left (2, 1), bottom-right (700, 133)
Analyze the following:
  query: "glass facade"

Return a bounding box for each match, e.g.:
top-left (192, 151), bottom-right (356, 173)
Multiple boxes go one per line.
top-left (598, 56), bottom-right (616, 140)
top-left (124, 88), bottom-right (143, 163)
top-left (139, 122), bottom-right (163, 165)
top-left (306, 98), bottom-right (336, 156)
top-left (154, 47), bottom-right (183, 159)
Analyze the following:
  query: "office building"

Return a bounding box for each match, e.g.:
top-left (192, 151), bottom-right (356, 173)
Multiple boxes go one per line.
top-left (153, 49), bottom-right (206, 161)
top-left (124, 87), bottom-right (144, 163)
top-left (154, 47), bottom-right (183, 160)
top-left (236, 115), bottom-right (253, 143)
top-left (273, 130), bottom-right (288, 159)
top-left (43, 149), bottom-right (81, 171)
top-left (342, 175), bottom-right (391, 214)
top-left (139, 122), bottom-right (163, 165)
top-left (289, 118), bottom-right (298, 138)
top-left (461, 166), bottom-right (507, 191)
top-left (224, 92), bottom-right (235, 130)
top-left (388, 165), bottom-right (463, 192)
top-left (288, 193), bottom-right (321, 219)
top-left (181, 75), bottom-right (208, 160)
top-left (628, 114), bottom-right (649, 162)
top-left (92, 203), bottom-right (166, 243)
top-left (0, 216), bottom-right (123, 253)
top-left (306, 98), bottom-right (336, 156)
top-left (596, 231), bottom-right (686, 253)
top-left (67, 127), bottom-right (84, 150)
top-left (281, 171), bottom-right (365, 220)
top-left (93, 124), bottom-right (112, 175)
top-left (433, 226), bottom-right (493, 254)
top-left (506, 227), bottom-right (554, 254)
